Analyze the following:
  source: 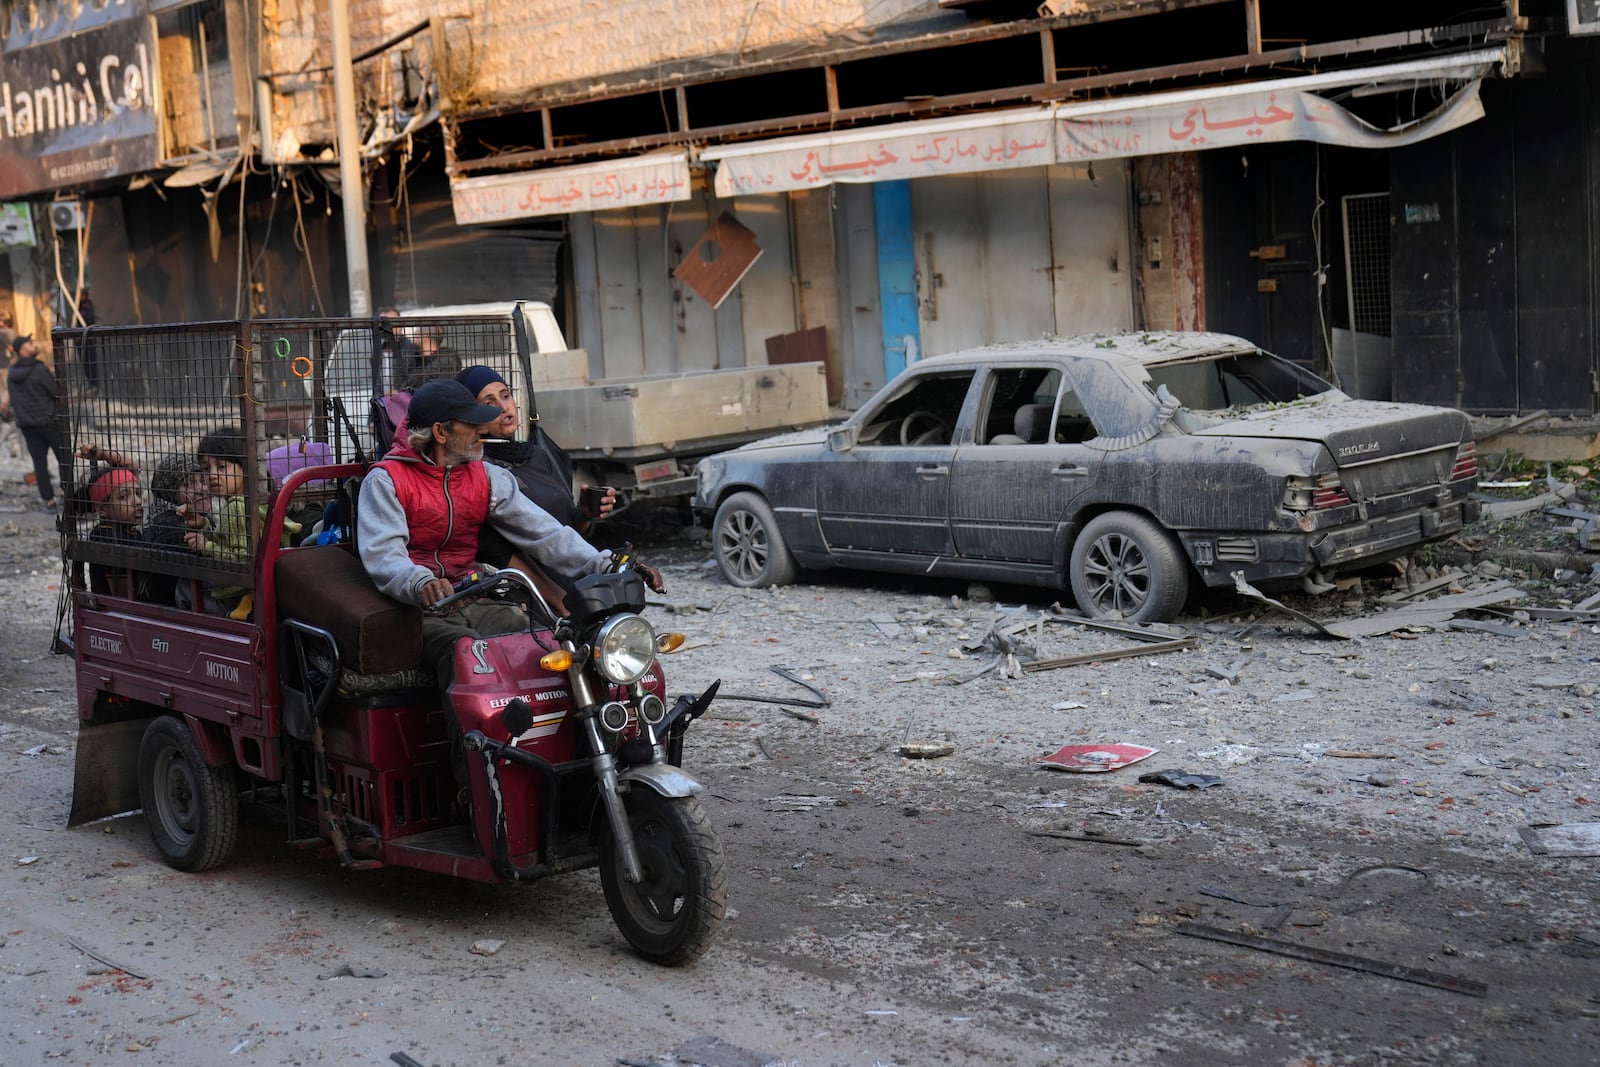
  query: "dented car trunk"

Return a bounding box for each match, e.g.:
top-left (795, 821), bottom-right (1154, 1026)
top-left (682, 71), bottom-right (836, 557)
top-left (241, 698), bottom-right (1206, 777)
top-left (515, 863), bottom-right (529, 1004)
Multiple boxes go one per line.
top-left (1186, 398), bottom-right (1473, 513)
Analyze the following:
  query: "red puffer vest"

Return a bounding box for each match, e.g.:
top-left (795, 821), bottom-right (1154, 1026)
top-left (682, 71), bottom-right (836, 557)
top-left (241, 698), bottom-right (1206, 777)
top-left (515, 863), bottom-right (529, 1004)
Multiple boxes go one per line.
top-left (375, 440), bottom-right (492, 580)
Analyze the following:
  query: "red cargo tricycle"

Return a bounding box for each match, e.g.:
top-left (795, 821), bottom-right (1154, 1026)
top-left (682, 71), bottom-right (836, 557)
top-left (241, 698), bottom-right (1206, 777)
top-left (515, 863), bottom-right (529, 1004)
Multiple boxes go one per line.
top-left (58, 318), bottom-right (725, 965)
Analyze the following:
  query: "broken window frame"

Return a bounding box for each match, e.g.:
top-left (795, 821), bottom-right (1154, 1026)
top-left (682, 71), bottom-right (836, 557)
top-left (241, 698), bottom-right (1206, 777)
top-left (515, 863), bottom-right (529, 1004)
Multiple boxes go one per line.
top-left (154, 0), bottom-right (238, 163)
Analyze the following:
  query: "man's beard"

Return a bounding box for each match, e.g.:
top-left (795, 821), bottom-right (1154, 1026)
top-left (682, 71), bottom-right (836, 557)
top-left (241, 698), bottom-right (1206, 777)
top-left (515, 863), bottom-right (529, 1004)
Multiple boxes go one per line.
top-left (439, 438), bottom-right (484, 466)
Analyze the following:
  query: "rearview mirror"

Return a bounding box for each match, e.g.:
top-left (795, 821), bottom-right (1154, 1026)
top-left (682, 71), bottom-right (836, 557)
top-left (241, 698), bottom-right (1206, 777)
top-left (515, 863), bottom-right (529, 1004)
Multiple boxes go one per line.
top-left (826, 426), bottom-right (856, 452)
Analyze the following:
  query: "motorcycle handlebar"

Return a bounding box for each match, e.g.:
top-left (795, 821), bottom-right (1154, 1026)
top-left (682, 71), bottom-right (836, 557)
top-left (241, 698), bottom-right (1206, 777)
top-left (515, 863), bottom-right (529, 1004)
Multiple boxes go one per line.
top-left (425, 567), bottom-right (559, 623)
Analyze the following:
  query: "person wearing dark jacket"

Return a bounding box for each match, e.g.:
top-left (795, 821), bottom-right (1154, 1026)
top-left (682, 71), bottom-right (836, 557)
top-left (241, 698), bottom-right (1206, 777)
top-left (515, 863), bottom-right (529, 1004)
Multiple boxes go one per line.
top-left (143, 451), bottom-right (210, 606)
top-left (7, 335), bottom-right (64, 509)
top-left (455, 364), bottom-right (616, 612)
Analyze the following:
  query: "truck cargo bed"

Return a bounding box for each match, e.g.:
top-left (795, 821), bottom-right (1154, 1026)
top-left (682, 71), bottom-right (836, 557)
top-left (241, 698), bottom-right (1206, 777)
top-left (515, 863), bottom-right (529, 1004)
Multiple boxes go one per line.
top-left (537, 362), bottom-right (828, 455)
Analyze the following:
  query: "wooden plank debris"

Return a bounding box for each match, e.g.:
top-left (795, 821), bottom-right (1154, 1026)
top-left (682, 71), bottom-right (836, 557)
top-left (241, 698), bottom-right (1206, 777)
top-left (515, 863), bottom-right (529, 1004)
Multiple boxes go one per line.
top-left (1322, 581), bottom-right (1524, 639)
top-left (1022, 636), bottom-right (1198, 672)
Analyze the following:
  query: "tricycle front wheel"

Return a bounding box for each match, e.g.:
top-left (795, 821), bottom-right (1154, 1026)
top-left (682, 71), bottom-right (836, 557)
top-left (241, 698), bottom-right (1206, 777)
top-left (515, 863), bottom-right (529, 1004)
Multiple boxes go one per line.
top-left (137, 716), bottom-right (238, 872)
top-left (599, 789), bottom-right (726, 965)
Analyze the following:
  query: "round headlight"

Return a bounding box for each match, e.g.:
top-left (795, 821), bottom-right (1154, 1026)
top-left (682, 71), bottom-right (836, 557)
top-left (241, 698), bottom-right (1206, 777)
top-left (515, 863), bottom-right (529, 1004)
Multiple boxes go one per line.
top-left (593, 614), bottom-right (657, 685)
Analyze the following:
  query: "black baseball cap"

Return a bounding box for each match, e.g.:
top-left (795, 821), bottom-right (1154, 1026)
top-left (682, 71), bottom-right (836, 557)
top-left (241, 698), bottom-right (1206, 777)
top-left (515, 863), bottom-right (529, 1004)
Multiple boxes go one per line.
top-left (407, 379), bottom-right (502, 428)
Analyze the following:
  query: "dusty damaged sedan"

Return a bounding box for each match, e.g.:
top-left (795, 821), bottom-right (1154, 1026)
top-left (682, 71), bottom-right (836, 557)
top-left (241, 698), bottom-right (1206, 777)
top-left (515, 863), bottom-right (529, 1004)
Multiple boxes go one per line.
top-left (691, 332), bottom-right (1480, 622)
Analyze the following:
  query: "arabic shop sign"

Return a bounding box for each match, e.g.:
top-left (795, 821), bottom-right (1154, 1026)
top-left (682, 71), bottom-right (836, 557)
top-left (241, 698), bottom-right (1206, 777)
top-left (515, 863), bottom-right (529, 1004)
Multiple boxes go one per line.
top-left (452, 151), bottom-right (693, 224)
top-left (1057, 83), bottom-right (1486, 161)
top-left (0, 18), bottom-right (159, 199)
top-left (704, 81), bottom-right (1486, 196)
top-left (711, 113), bottom-right (1054, 198)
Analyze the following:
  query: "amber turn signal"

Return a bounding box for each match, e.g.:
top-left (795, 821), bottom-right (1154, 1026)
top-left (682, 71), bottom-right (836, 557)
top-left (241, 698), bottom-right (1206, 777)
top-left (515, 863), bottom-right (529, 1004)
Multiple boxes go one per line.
top-left (655, 632), bottom-right (686, 654)
top-left (539, 650), bottom-right (574, 671)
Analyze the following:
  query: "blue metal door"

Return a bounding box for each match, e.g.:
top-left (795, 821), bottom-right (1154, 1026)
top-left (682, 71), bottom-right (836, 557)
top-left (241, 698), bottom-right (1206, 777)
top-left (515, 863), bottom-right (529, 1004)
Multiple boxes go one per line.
top-left (874, 181), bottom-right (921, 382)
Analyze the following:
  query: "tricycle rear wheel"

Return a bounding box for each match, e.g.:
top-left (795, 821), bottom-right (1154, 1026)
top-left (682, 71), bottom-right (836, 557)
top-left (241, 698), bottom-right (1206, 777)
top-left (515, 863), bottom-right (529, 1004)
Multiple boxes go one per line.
top-left (137, 716), bottom-right (238, 872)
top-left (599, 789), bottom-right (726, 965)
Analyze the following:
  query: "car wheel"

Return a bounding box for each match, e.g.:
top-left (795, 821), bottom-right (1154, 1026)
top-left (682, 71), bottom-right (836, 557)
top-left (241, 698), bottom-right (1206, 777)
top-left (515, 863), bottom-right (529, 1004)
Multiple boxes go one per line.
top-left (713, 491), bottom-right (798, 588)
top-left (1069, 511), bottom-right (1188, 622)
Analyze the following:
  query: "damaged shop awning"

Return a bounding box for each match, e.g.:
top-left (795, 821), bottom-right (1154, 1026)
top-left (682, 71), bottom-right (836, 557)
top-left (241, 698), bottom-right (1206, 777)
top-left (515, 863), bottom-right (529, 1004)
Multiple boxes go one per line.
top-left (451, 150), bottom-right (693, 224)
top-left (703, 47), bottom-right (1505, 197)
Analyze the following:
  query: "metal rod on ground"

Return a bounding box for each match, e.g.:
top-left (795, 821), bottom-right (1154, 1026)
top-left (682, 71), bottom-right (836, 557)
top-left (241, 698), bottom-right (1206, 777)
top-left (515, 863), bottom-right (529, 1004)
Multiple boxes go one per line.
top-left (1175, 922), bottom-right (1488, 997)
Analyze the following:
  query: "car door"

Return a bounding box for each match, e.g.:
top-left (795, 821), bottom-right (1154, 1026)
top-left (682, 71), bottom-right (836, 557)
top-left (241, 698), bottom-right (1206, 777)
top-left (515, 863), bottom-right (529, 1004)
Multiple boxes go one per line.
top-left (816, 367), bottom-right (977, 558)
top-left (949, 365), bottom-right (1100, 566)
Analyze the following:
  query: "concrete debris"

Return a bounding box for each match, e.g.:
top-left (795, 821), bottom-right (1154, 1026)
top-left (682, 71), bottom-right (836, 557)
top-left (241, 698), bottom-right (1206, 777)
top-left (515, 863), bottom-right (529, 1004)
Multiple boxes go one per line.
top-left (1195, 743), bottom-right (1262, 765)
top-left (1518, 823), bottom-right (1600, 857)
top-left (1477, 481), bottom-right (1576, 519)
top-left (765, 795), bottom-right (837, 811)
top-left (468, 939), bottom-right (506, 957)
top-left (318, 963), bottom-right (387, 979)
top-left (1447, 618), bottom-right (1526, 638)
top-left (898, 741), bottom-right (954, 759)
top-left (1204, 658), bottom-right (1250, 682)
top-left (1581, 517), bottom-right (1600, 552)
top-left (1532, 676), bottom-right (1579, 690)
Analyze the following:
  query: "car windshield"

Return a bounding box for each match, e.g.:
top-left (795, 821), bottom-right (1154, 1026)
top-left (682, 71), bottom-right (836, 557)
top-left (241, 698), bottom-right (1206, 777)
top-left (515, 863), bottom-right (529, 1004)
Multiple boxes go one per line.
top-left (1145, 350), bottom-right (1337, 414)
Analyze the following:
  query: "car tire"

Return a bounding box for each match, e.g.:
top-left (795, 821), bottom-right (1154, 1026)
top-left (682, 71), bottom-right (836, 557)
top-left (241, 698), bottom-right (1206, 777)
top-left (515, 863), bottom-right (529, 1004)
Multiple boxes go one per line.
top-left (1068, 511), bottom-right (1188, 623)
top-left (713, 491), bottom-right (799, 588)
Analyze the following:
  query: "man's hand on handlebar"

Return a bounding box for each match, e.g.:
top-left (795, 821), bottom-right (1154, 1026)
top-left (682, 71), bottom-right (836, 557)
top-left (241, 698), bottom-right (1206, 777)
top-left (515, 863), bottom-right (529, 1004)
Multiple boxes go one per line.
top-left (636, 563), bottom-right (665, 594)
top-left (418, 577), bottom-right (457, 608)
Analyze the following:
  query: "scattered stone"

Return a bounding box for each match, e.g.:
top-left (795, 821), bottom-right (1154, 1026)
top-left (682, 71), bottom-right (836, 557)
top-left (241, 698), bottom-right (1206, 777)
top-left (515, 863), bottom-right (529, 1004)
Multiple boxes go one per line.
top-left (1533, 677), bottom-right (1578, 690)
top-left (469, 939), bottom-right (506, 957)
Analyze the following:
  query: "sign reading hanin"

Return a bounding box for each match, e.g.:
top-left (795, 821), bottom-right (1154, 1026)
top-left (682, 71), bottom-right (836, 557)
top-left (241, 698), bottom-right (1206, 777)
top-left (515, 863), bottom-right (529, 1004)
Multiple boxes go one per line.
top-left (0, 17), bottom-right (159, 198)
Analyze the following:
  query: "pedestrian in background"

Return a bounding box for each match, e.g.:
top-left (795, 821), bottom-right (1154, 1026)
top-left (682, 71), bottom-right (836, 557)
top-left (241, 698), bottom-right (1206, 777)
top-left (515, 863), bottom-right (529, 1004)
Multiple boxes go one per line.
top-left (7, 334), bottom-right (64, 510)
top-left (0, 322), bottom-right (19, 461)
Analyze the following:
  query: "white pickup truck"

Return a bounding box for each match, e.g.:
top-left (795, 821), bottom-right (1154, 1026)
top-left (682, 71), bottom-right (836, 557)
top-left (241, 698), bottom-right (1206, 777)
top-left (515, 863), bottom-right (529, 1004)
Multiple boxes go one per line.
top-left (323, 300), bottom-right (829, 499)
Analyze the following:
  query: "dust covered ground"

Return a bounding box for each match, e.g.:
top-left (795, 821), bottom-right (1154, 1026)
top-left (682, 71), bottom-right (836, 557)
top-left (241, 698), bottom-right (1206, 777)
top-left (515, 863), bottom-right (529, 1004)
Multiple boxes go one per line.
top-left (1, 445), bottom-right (1598, 1066)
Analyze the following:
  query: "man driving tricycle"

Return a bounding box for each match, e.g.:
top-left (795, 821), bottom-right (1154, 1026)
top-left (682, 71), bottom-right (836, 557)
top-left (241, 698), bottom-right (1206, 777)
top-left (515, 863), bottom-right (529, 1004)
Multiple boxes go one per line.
top-left (56, 318), bottom-right (725, 965)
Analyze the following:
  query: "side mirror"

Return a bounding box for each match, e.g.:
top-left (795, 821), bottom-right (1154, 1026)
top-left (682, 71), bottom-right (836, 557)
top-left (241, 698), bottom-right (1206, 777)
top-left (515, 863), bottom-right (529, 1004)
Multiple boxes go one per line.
top-left (826, 426), bottom-right (856, 453)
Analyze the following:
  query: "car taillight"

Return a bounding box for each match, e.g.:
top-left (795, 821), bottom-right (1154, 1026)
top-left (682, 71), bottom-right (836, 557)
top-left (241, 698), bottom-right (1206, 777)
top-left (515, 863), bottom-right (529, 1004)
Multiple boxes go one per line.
top-left (1311, 473), bottom-right (1352, 509)
top-left (1284, 473), bottom-right (1351, 511)
top-left (1451, 441), bottom-right (1478, 481)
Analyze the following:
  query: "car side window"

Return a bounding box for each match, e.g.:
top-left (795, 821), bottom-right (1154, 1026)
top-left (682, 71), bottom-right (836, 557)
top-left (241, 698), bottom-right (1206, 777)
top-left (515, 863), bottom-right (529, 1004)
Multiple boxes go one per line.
top-left (979, 368), bottom-right (1099, 444)
top-left (857, 371), bottom-right (976, 446)
top-left (1054, 390), bottom-right (1098, 443)
top-left (979, 368), bottom-right (1056, 444)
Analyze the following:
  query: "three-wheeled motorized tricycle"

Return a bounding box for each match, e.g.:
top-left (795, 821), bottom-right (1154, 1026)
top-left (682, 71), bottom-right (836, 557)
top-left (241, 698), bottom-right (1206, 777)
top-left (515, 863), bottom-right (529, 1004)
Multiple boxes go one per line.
top-left (56, 317), bottom-right (726, 964)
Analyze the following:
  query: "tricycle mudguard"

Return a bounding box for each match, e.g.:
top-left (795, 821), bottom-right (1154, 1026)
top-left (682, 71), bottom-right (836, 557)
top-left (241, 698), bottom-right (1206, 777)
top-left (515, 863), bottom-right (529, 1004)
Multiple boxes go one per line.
top-left (619, 762), bottom-right (704, 799)
top-left (68, 716), bottom-right (155, 826)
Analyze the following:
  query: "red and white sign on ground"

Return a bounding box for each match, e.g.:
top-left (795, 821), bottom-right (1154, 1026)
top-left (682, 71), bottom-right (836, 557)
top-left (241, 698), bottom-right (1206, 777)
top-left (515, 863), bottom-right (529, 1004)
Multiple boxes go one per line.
top-left (1036, 743), bottom-right (1158, 773)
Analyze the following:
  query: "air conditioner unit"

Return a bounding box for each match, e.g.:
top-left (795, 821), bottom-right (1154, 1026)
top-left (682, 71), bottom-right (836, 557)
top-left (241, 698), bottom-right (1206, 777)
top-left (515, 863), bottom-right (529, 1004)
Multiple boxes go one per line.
top-left (51, 201), bottom-right (85, 231)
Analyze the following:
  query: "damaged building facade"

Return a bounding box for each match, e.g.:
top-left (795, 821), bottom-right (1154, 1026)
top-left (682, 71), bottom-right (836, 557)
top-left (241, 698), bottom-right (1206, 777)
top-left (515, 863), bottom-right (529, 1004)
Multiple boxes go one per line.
top-left (1, 0), bottom-right (1596, 417)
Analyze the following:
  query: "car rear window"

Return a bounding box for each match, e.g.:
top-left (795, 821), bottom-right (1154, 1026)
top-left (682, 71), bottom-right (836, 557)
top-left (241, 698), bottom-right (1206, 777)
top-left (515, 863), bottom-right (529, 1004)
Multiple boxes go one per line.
top-left (1146, 351), bottom-right (1336, 412)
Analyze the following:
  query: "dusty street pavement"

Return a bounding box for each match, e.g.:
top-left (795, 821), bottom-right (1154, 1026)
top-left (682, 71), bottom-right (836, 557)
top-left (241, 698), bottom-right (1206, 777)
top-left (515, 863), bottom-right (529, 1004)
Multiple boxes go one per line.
top-left (2, 459), bottom-right (1599, 1065)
